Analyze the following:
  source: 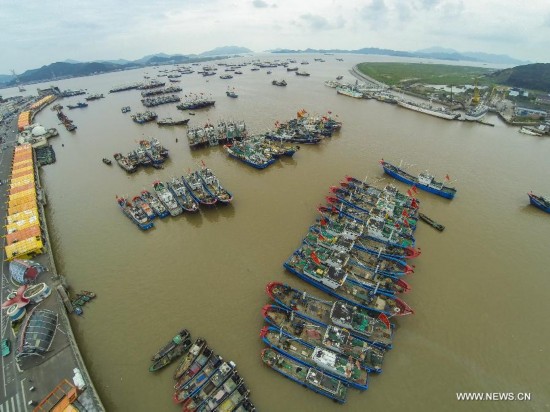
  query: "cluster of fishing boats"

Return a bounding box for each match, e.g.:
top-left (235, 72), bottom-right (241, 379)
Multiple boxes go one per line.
top-left (224, 135), bottom-right (298, 169)
top-left (264, 109), bottom-right (342, 144)
top-left (177, 94), bottom-right (216, 111)
top-left (115, 167), bottom-right (233, 230)
top-left (187, 120), bottom-right (247, 148)
top-left (259, 176), bottom-right (426, 403)
top-left (131, 111), bottom-right (158, 124)
top-left (113, 138), bottom-right (169, 173)
top-left (141, 94), bottom-right (181, 107)
top-left (141, 86), bottom-right (182, 97)
top-left (149, 329), bottom-right (255, 411)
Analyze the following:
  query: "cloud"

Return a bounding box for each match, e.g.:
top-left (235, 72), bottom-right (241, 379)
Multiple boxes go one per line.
top-left (299, 13), bottom-right (345, 31)
top-left (252, 0), bottom-right (269, 8)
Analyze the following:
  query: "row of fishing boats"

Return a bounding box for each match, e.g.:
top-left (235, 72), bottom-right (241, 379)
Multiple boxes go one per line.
top-left (113, 138), bottom-right (169, 172)
top-left (131, 111), bottom-right (158, 124)
top-left (224, 135), bottom-right (299, 169)
top-left (56, 108), bottom-right (77, 131)
top-left (259, 176), bottom-right (425, 403)
top-left (115, 168), bottom-right (233, 230)
top-left (149, 329), bottom-right (255, 411)
top-left (187, 120), bottom-right (247, 148)
top-left (177, 94), bottom-right (216, 111)
top-left (264, 109), bottom-right (342, 144)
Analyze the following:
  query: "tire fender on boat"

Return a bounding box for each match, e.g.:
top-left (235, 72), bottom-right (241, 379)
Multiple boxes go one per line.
top-left (394, 307), bottom-right (401, 313)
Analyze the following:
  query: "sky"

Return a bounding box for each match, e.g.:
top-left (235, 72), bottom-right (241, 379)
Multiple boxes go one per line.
top-left (2, 0), bottom-right (550, 74)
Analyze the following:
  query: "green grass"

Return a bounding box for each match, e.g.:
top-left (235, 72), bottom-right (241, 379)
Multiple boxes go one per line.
top-left (357, 63), bottom-right (494, 87)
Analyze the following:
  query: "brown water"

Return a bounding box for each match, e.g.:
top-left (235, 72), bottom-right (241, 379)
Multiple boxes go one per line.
top-left (20, 54), bottom-right (550, 411)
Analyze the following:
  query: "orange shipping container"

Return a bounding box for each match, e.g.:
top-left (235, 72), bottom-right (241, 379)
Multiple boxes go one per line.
top-left (5, 225), bottom-right (41, 245)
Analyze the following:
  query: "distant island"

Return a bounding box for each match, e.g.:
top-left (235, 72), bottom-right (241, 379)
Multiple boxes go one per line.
top-left (0, 46), bottom-right (253, 88)
top-left (269, 47), bottom-right (529, 66)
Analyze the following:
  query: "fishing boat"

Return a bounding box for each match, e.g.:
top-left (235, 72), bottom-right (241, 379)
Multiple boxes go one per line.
top-left (174, 347), bottom-right (215, 392)
top-left (149, 329), bottom-right (192, 372)
top-left (132, 196), bottom-right (157, 220)
top-left (284, 252), bottom-right (414, 316)
top-left (116, 196), bottom-right (154, 230)
top-left (226, 89), bottom-right (238, 98)
top-left (216, 383), bottom-right (250, 412)
top-left (67, 102), bottom-right (88, 109)
top-left (261, 348), bottom-right (347, 403)
top-left (182, 171), bottom-right (218, 206)
top-left (113, 153), bottom-right (137, 173)
top-left (336, 86), bottom-right (363, 99)
top-left (528, 192), bottom-right (550, 213)
top-left (173, 355), bottom-right (225, 404)
top-left (197, 168), bottom-right (233, 204)
top-left (519, 126), bottom-right (544, 136)
top-left (181, 363), bottom-right (237, 411)
top-left (121, 106), bottom-right (131, 113)
top-left (157, 117), bottom-right (190, 126)
top-left (260, 326), bottom-right (369, 390)
top-left (232, 397), bottom-right (255, 412)
top-left (174, 338), bottom-right (208, 380)
top-left (266, 282), bottom-right (394, 349)
top-left (140, 190), bottom-right (169, 218)
top-left (380, 159), bottom-right (457, 199)
top-left (153, 181), bottom-right (183, 216)
top-left (272, 80), bottom-right (287, 87)
top-left (295, 71), bottom-right (310, 76)
top-left (223, 142), bottom-right (277, 169)
top-left (167, 177), bottom-right (200, 212)
top-left (102, 158), bottom-right (112, 165)
top-left (418, 213), bottom-right (445, 231)
top-left (133, 147), bottom-right (152, 167)
top-left (196, 374), bottom-right (244, 411)
top-left (262, 304), bottom-right (385, 372)
top-left (462, 104), bottom-right (489, 121)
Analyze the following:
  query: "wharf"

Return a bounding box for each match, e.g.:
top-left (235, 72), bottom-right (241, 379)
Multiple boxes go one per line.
top-left (0, 114), bottom-right (104, 411)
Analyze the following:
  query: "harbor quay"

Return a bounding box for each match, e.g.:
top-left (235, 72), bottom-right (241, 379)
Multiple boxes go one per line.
top-left (0, 110), bottom-right (104, 411)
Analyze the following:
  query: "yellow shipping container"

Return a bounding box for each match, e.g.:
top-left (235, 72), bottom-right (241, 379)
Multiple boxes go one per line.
top-left (8, 201), bottom-right (38, 215)
top-left (4, 237), bottom-right (44, 261)
top-left (9, 188), bottom-right (36, 201)
top-left (8, 196), bottom-right (37, 209)
top-left (6, 208), bottom-right (39, 224)
top-left (5, 216), bottom-right (40, 234)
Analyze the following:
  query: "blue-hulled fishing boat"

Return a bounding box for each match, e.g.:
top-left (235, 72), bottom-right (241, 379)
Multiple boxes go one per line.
top-left (261, 348), bottom-right (348, 403)
top-left (260, 326), bottom-right (369, 390)
top-left (116, 196), bottom-right (154, 230)
top-left (197, 167), bottom-right (233, 204)
top-left (380, 159), bottom-right (457, 199)
top-left (182, 170), bottom-right (218, 206)
top-left (528, 192), bottom-right (550, 213)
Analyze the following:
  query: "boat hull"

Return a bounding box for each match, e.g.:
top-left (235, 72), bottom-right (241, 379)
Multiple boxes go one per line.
top-left (381, 162), bottom-right (456, 199)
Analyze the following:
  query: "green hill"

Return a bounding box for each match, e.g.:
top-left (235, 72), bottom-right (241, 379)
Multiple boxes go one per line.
top-left (486, 63), bottom-right (550, 92)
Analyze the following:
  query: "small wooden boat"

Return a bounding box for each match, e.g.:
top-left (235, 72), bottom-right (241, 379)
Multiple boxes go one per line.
top-left (173, 338), bottom-right (207, 380)
top-left (149, 330), bottom-right (193, 372)
top-left (216, 382), bottom-right (250, 411)
top-left (102, 158), bottom-right (112, 165)
top-left (232, 397), bottom-right (256, 412)
top-left (261, 348), bottom-right (347, 403)
top-left (151, 328), bottom-right (190, 362)
top-left (418, 213), bottom-right (445, 231)
top-left (528, 192), bottom-right (550, 213)
top-left (197, 375), bottom-right (244, 411)
top-left (174, 346), bottom-right (214, 391)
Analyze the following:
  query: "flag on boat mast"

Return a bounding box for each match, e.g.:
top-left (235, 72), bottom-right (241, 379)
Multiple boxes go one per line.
top-left (445, 174), bottom-right (450, 181)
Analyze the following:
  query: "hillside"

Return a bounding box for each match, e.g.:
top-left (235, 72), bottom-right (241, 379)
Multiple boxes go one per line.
top-left (487, 63), bottom-right (550, 92)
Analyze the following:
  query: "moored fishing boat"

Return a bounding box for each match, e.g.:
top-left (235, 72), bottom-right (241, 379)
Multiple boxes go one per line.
top-left (113, 153), bottom-right (138, 173)
top-left (149, 330), bottom-right (193, 372)
top-left (181, 363), bottom-right (237, 411)
top-left (174, 347), bottom-right (215, 391)
top-left (116, 196), bottom-right (154, 230)
top-left (167, 177), bottom-right (200, 212)
top-left (157, 117), bottom-right (190, 126)
top-left (197, 167), bottom-right (233, 204)
top-left (266, 282), bottom-right (394, 349)
top-left (140, 190), bottom-right (169, 218)
top-left (182, 171), bottom-right (218, 206)
top-left (153, 180), bottom-right (183, 216)
top-left (132, 195), bottom-right (157, 220)
top-left (272, 80), bottom-right (287, 86)
top-left (262, 304), bottom-right (385, 372)
top-left (380, 159), bottom-right (457, 199)
top-left (397, 99), bottom-right (460, 120)
top-left (261, 348), bottom-right (347, 403)
top-left (284, 252), bottom-right (413, 316)
top-left (232, 397), bottom-right (255, 412)
top-left (418, 213), bottom-right (445, 231)
top-left (102, 158), bottom-right (112, 165)
top-left (172, 355), bottom-right (226, 404)
top-left (527, 192), bottom-right (550, 213)
top-left (223, 142), bottom-right (277, 169)
top-left (260, 326), bottom-right (369, 390)
top-left (196, 374), bottom-right (244, 411)
top-left (216, 382), bottom-right (250, 411)
top-left (174, 338), bottom-right (208, 380)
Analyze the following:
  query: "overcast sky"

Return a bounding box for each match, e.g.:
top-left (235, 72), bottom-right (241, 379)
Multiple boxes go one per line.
top-left (2, 0), bottom-right (549, 73)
